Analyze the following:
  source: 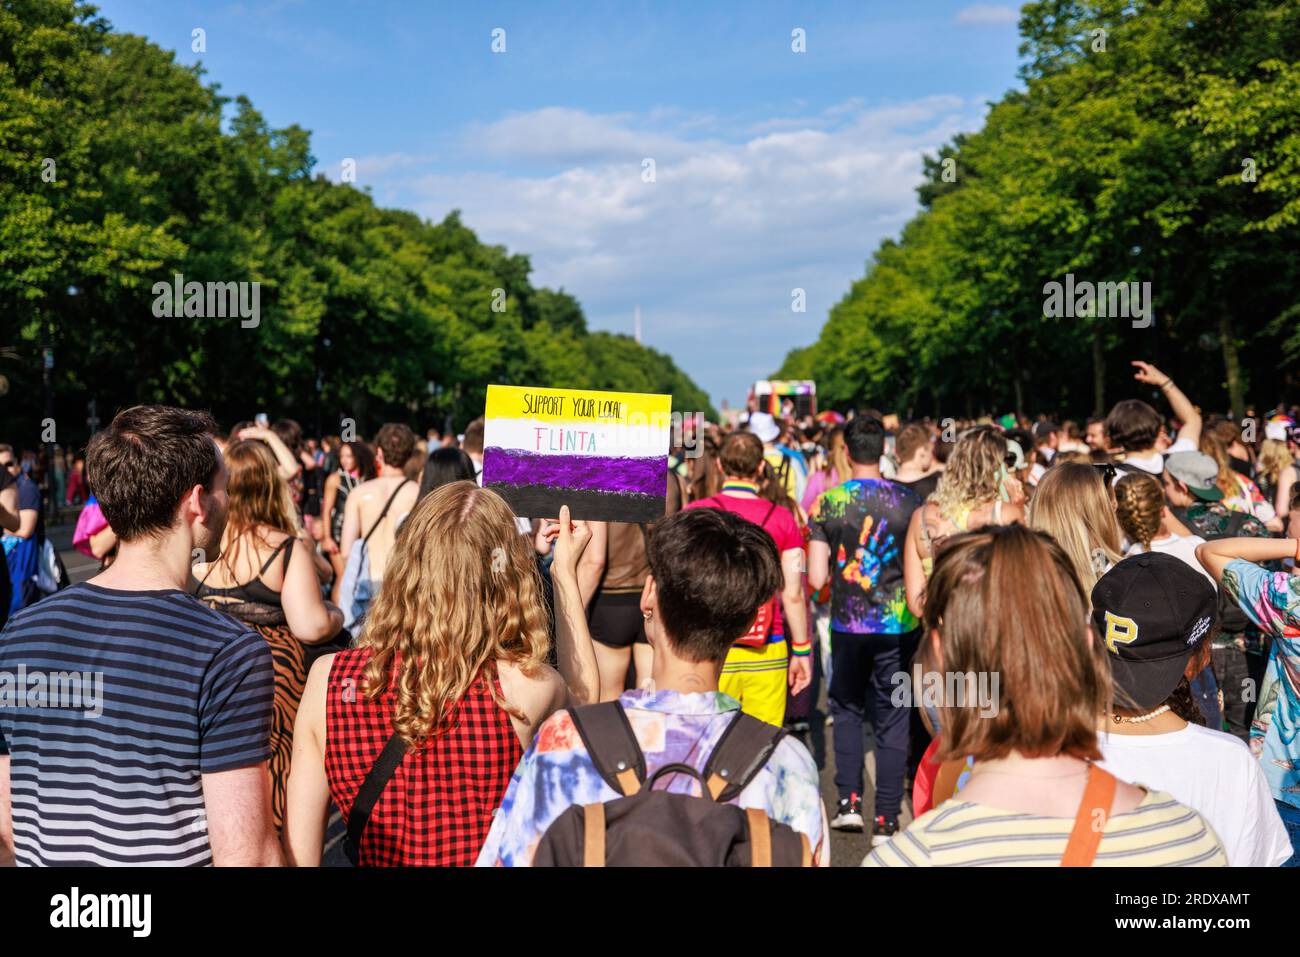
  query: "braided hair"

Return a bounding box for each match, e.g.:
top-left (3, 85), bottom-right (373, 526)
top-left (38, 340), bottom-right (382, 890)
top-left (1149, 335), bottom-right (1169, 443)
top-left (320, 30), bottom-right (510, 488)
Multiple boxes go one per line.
top-left (1113, 472), bottom-right (1164, 550)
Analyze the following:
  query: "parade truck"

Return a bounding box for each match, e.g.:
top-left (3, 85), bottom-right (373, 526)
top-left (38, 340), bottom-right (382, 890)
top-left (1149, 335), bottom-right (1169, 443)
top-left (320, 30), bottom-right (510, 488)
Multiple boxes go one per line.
top-left (750, 379), bottom-right (816, 419)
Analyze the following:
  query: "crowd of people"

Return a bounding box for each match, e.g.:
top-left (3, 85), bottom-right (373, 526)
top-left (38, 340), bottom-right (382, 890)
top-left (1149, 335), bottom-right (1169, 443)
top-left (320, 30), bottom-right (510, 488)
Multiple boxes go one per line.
top-left (0, 356), bottom-right (1298, 867)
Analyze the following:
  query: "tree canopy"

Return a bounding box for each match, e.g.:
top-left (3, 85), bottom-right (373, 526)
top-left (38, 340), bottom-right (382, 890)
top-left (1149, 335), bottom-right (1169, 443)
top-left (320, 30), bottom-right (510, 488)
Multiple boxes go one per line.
top-left (0, 0), bottom-right (714, 446)
top-left (781, 0), bottom-right (1300, 419)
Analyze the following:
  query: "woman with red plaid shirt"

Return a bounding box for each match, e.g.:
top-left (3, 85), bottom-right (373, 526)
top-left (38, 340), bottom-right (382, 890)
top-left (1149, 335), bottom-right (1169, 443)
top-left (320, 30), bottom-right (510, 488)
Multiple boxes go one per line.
top-left (283, 482), bottom-right (602, 866)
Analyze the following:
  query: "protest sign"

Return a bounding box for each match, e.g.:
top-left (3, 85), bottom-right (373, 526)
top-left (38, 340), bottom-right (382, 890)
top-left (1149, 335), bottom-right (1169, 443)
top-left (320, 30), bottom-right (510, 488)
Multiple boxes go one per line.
top-left (483, 385), bottom-right (672, 522)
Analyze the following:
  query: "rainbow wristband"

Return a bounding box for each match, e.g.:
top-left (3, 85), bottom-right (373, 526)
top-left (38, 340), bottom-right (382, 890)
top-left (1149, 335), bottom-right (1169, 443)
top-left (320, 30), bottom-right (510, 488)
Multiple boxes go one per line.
top-left (790, 640), bottom-right (812, 657)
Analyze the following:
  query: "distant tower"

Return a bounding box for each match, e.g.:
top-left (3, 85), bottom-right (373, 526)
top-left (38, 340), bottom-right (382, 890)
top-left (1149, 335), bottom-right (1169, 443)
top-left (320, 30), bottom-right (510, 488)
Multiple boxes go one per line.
top-left (634, 305), bottom-right (642, 344)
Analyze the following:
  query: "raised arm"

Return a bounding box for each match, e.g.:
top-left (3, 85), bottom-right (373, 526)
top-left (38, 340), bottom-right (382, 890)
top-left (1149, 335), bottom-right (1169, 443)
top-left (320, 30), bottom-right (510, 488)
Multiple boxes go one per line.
top-left (1196, 536), bottom-right (1298, 583)
top-left (239, 426), bottom-right (300, 482)
top-left (548, 506), bottom-right (601, 705)
top-left (1132, 361), bottom-right (1200, 448)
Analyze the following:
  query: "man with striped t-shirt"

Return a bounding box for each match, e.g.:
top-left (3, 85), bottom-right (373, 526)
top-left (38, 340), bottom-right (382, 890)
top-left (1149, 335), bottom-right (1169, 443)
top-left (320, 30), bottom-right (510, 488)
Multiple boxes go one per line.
top-left (0, 405), bottom-right (279, 866)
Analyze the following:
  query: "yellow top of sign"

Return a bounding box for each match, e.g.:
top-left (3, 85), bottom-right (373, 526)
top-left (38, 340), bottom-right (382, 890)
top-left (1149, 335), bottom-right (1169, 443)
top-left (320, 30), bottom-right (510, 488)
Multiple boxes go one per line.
top-left (485, 384), bottom-right (672, 426)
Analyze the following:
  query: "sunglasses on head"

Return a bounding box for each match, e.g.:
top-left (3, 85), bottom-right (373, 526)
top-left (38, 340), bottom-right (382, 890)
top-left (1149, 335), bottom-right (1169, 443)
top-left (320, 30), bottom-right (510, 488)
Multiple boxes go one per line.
top-left (1092, 462), bottom-right (1117, 483)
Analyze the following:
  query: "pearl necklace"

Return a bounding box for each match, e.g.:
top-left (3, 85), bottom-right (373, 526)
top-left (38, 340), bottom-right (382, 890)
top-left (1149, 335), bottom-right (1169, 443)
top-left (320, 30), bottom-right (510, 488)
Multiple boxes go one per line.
top-left (1113, 704), bottom-right (1172, 724)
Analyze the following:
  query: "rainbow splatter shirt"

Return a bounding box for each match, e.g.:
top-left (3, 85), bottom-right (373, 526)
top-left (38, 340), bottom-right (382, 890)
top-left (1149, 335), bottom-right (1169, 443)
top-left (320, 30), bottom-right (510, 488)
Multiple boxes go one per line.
top-left (475, 689), bottom-right (829, 866)
top-left (1221, 559), bottom-right (1300, 810)
top-left (809, 479), bottom-right (921, 634)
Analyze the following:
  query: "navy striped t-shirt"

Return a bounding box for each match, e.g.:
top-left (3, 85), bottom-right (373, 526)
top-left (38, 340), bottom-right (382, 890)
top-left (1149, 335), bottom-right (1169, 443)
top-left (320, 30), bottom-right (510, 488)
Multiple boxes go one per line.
top-left (0, 583), bottom-right (273, 866)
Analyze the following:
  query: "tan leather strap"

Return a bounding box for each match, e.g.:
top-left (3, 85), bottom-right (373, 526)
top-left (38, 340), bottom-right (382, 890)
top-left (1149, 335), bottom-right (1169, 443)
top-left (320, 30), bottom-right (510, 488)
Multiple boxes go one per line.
top-left (799, 832), bottom-right (812, 867)
top-left (615, 768), bottom-right (641, 796)
top-left (583, 803), bottom-right (606, 867)
top-left (1061, 765), bottom-right (1117, 867)
top-left (707, 772), bottom-right (728, 800)
top-left (746, 808), bottom-right (772, 867)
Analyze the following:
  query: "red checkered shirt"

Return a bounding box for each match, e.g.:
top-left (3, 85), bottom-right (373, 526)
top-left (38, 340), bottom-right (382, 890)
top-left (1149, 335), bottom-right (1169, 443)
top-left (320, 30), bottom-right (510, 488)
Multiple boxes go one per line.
top-left (324, 649), bottom-right (523, 866)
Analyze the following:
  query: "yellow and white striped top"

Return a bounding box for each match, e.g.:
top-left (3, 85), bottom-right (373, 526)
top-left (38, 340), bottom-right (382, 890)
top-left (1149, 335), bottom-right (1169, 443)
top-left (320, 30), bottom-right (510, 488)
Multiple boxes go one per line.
top-left (864, 790), bottom-right (1227, 867)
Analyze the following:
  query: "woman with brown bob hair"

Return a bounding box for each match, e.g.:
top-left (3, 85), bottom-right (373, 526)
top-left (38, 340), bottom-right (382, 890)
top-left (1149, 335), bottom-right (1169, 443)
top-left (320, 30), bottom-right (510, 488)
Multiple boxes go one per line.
top-left (867, 523), bottom-right (1226, 866)
top-left (283, 482), bottom-right (601, 866)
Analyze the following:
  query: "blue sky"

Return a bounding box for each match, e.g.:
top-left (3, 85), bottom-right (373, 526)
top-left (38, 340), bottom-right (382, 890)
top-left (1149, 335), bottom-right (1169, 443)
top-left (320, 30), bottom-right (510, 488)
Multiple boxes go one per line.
top-left (95, 0), bottom-right (1025, 409)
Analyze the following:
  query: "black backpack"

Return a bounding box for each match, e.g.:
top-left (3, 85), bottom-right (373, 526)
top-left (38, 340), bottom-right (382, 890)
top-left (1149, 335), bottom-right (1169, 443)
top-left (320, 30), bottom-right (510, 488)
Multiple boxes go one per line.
top-left (533, 701), bottom-right (813, 867)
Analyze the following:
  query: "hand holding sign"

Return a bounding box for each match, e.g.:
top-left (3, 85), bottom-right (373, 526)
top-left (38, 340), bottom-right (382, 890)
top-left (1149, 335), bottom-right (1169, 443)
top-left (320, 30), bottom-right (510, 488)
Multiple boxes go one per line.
top-left (549, 505), bottom-right (595, 590)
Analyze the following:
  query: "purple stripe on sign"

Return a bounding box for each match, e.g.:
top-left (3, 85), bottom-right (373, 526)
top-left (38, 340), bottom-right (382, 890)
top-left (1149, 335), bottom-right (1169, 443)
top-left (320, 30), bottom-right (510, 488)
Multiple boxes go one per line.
top-left (483, 447), bottom-right (667, 497)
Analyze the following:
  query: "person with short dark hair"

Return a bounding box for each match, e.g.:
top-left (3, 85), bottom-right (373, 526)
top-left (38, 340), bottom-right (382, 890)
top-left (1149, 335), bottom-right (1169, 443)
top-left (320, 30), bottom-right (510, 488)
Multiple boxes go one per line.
top-left (808, 415), bottom-right (923, 842)
top-left (0, 405), bottom-right (280, 866)
top-left (477, 507), bottom-right (828, 866)
top-left (0, 442), bottom-right (44, 615)
top-left (1105, 360), bottom-right (1202, 475)
top-left (461, 417), bottom-right (486, 484)
top-left (418, 447), bottom-right (476, 499)
top-left (1084, 417), bottom-right (1108, 451)
top-left (893, 422), bottom-right (939, 502)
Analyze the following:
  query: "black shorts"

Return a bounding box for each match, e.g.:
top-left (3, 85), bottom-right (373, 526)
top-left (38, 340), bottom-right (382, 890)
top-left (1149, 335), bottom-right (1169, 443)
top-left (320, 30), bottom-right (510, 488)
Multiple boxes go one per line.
top-left (588, 590), bottom-right (647, 648)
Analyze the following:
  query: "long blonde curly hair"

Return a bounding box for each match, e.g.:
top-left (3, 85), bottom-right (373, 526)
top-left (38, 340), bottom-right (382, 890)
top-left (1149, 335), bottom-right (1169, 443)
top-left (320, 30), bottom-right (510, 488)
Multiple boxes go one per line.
top-left (933, 427), bottom-right (1008, 516)
top-left (359, 481), bottom-right (549, 747)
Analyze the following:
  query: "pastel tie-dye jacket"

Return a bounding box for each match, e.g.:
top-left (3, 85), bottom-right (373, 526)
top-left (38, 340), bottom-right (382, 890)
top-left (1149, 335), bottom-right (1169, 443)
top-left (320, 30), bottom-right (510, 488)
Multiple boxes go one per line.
top-left (476, 689), bottom-right (829, 866)
top-left (1221, 559), bottom-right (1300, 810)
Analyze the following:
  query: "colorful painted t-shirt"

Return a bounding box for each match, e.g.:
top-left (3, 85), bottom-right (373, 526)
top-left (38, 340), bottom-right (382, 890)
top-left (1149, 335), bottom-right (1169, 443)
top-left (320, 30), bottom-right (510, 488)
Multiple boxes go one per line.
top-left (475, 689), bottom-right (829, 866)
top-left (809, 478), bottom-right (921, 634)
top-left (1220, 559), bottom-right (1300, 810)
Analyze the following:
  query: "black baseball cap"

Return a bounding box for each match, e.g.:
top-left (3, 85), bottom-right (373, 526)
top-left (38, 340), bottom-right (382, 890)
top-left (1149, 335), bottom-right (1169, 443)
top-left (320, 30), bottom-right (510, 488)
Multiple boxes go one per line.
top-left (1090, 553), bottom-right (1217, 712)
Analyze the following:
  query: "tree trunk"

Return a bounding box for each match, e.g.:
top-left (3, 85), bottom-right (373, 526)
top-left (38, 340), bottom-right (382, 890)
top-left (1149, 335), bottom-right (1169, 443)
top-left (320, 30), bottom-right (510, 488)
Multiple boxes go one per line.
top-left (1218, 314), bottom-right (1245, 418)
top-left (1091, 323), bottom-right (1105, 417)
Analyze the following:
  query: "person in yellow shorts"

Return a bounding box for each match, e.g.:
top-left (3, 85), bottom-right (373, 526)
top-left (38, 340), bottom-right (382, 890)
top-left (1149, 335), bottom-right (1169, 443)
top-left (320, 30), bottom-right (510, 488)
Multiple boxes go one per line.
top-left (684, 432), bottom-right (812, 727)
top-left (720, 633), bottom-right (804, 727)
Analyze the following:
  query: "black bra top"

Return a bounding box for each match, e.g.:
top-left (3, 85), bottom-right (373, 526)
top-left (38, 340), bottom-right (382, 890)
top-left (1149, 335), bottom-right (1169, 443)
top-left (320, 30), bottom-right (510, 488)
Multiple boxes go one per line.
top-left (194, 535), bottom-right (294, 608)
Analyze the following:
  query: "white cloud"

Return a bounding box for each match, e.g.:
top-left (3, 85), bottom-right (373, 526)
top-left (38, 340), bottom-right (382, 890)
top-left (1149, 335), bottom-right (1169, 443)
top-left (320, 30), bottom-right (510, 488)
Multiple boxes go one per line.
top-left (955, 4), bottom-right (1020, 26)
top-left (347, 96), bottom-right (987, 405)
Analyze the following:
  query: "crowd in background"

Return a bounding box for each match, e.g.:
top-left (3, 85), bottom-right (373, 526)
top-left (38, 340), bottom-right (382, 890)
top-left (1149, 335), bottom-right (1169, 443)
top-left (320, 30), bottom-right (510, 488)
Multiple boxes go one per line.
top-left (2, 357), bottom-right (1299, 867)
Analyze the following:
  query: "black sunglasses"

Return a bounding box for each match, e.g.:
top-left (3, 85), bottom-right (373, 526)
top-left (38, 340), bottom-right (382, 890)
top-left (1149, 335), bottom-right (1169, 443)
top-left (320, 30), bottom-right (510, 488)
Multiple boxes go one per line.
top-left (1091, 462), bottom-right (1117, 483)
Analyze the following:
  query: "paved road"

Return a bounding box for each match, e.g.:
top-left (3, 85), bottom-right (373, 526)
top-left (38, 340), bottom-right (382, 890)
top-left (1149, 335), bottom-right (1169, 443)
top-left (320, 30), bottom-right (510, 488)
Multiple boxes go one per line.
top-left (786, 678), bottom-right (914, 867)
top-left (47, 515), bottom-right (905, 867)
top-left (48, 517), bottom-right (99, 587)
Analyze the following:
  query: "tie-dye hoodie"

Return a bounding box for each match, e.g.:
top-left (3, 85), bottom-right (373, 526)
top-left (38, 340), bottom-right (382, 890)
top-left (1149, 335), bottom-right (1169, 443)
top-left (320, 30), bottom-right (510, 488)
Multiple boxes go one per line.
top-left (1221, 559), bottom-right (1300, 809)
top-left (476, 689), bottom-right (829, 865)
